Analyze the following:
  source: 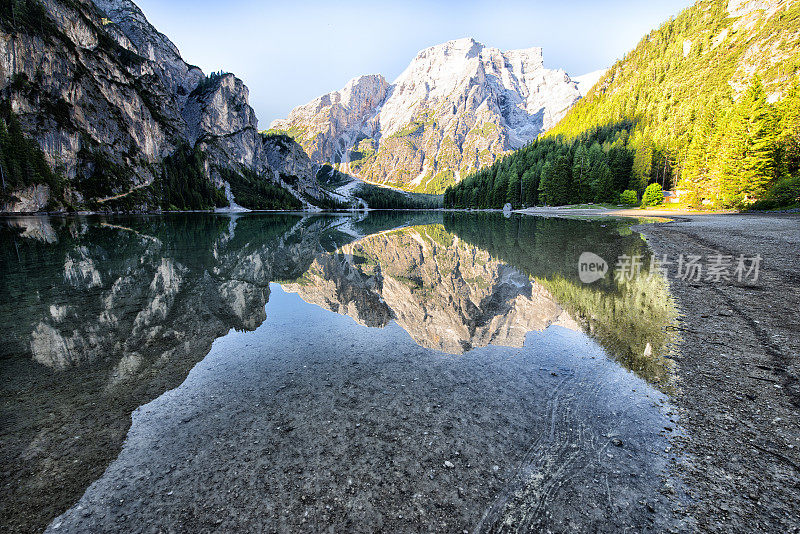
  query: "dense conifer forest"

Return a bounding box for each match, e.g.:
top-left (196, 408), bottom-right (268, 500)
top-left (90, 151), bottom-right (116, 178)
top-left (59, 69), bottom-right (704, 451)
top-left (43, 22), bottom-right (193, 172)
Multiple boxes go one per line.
top-left (445, 0), bottom-right (800, 210)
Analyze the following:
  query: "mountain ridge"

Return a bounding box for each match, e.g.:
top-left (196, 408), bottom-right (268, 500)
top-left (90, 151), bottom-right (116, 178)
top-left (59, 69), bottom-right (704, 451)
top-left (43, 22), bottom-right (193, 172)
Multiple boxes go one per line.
top-left (444, 0), bottom-right (800, 210)
top-left (271, 37), bottom-right (597, 193)
top-left (0, 0), bottom-right (328, 213)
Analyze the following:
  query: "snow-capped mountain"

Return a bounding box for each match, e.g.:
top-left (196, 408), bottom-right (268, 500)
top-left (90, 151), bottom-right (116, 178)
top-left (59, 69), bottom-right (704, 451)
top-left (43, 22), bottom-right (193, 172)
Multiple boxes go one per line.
top-left (572, 69), bottom-right (607, 97)
top-left (271, 38), bottom-right (599, 193)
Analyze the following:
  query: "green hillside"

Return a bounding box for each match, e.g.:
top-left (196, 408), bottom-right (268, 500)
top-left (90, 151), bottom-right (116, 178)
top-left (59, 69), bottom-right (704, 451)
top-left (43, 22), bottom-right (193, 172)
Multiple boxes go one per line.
top-left (445, 0), bottom-right (800, 210)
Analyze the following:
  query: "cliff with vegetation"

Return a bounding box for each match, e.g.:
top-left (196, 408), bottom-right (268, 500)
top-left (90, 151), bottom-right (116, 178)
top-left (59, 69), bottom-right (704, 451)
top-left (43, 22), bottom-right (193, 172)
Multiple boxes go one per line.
top-left (0, 0), bottom-right (331, 213)
top-left (445, 0), bottom-right (800, 210)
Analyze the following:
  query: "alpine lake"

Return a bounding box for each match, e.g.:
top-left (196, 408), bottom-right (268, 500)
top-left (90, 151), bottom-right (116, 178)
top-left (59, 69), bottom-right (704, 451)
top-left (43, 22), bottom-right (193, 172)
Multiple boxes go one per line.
top-left (1, 211), bottom-right (686, 533)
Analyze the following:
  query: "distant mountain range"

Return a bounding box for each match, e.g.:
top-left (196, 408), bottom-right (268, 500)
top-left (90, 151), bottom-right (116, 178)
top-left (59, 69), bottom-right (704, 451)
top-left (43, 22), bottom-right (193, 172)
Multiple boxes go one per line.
top-left (10, 0), bottom-right (792, 212)
top-left (0, 1), bottom-right (605, 211)
top-left (271, 38), bottom-right (604, 194)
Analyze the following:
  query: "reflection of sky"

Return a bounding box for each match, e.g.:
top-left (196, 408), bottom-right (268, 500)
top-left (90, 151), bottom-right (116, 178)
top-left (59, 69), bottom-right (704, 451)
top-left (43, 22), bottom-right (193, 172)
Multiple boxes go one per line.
top-left (49, 282), bottom-right (678, 532)
top-left (133, 0), bottom-right (692, 124)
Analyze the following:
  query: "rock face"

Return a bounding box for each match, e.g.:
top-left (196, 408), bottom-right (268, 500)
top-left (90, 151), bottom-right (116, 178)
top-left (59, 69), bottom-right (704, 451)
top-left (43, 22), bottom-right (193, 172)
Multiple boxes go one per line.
top-left (282, 224), bottom-right (578, 354)
top-left (727, 0), bottom-right (790, 19)
top-left (271, 38), bottom-right (589, 193)
top-left (0, 0), bottom-right (321, 212)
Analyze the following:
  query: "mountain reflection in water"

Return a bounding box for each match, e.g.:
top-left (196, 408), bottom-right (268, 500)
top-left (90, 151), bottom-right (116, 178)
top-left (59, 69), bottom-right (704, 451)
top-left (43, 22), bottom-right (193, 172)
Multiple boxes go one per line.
top-left (0, 212), bottom-right (678, 534)
top-left (283, 218), bottom-right (678, 387)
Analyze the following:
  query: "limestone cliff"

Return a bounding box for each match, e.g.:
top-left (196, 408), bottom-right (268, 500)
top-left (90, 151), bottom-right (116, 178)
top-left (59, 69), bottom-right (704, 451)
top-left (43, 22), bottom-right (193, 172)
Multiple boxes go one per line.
top-left (0, 0), bottom-right (322, 212)
top-left (271, 38), bottom-right (594, 193)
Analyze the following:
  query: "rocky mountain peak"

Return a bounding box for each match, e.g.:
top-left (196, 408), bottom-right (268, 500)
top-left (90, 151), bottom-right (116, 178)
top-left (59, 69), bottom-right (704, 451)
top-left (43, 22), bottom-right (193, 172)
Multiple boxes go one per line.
top-left (92, 0), bottom-right (203, 100)
top-left (271, 38), bottom-right (590, 193)
top-left (285, 73), bottom-right (389, 120)
top-left (414, 37), bottom-right (484, 60)
top-left (336, 74), bottom-right (390, 107)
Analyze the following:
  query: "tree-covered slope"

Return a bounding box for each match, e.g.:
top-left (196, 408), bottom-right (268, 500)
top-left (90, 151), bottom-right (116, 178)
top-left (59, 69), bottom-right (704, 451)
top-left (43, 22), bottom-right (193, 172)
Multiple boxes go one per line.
top-left (445, 0), bottom-right (800, 210)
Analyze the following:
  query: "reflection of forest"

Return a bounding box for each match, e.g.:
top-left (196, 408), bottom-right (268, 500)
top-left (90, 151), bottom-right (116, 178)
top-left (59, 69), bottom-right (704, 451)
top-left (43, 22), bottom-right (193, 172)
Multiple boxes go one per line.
top-left (284, 214), bottom-right (678, 388)
top-left (442, 213), bottom-right (679, 387)
top-left (0, 211), bottom-right (677, 533)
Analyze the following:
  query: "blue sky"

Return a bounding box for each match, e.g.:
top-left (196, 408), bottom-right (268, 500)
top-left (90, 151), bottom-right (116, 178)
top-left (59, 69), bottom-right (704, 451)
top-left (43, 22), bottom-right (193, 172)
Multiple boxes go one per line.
top-left (135, 0), bottom-right (693, 126)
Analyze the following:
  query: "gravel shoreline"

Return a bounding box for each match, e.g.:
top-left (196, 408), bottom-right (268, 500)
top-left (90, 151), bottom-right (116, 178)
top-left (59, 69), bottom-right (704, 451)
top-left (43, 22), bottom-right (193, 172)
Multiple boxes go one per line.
top-left (519, 207), bottom-right (800, 531)
top-left (628, 214), bottom-right (799, 532)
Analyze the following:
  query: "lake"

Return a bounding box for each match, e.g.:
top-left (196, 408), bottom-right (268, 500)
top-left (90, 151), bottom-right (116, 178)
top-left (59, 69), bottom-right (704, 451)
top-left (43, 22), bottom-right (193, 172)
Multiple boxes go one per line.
top-left (0, 212), bottom-right (684, 533)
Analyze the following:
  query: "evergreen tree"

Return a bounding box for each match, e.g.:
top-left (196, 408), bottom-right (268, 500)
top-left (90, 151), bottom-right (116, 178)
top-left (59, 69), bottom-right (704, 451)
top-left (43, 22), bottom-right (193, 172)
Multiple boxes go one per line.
top-left (682, 100), bottom-right (718, 200)
top-left (631, 139), bottom-right (654, 192)
top-left (572, 144), bottom-right (591, 202)
top-left (609, 146), bottom-right (633, 192)
top-left (642, 183), bottom-right (664, 206)
top-left (506, 170), bottom-right (521, 207)
top-left (620, 189), bottom-right (638, 205)
top-left (542, 154), bottom-right (571, 205)
top-left (590, 161), bottom-right (615, 203)
top-left (521, 167), bottom-right (538, 206)
top-left (740, 76), bottom-right (778, 199)
top-left (492, 170), bottom-right (509, 207)
top-left (587, 142), bottom-right (605, 199)
top-left (0, 105), bottom-right (62, 204)
top-left (538, 162), bottom-right (551, 205)
top-left (778, 81), bottom-right (800, 178)
top-left (716, 77), bottom-right (779, 205)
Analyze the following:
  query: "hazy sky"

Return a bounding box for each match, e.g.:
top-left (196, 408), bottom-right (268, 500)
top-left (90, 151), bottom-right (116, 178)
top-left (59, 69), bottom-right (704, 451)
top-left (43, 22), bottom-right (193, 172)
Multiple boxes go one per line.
top-left (135, 0), bottom-right (693, 127)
